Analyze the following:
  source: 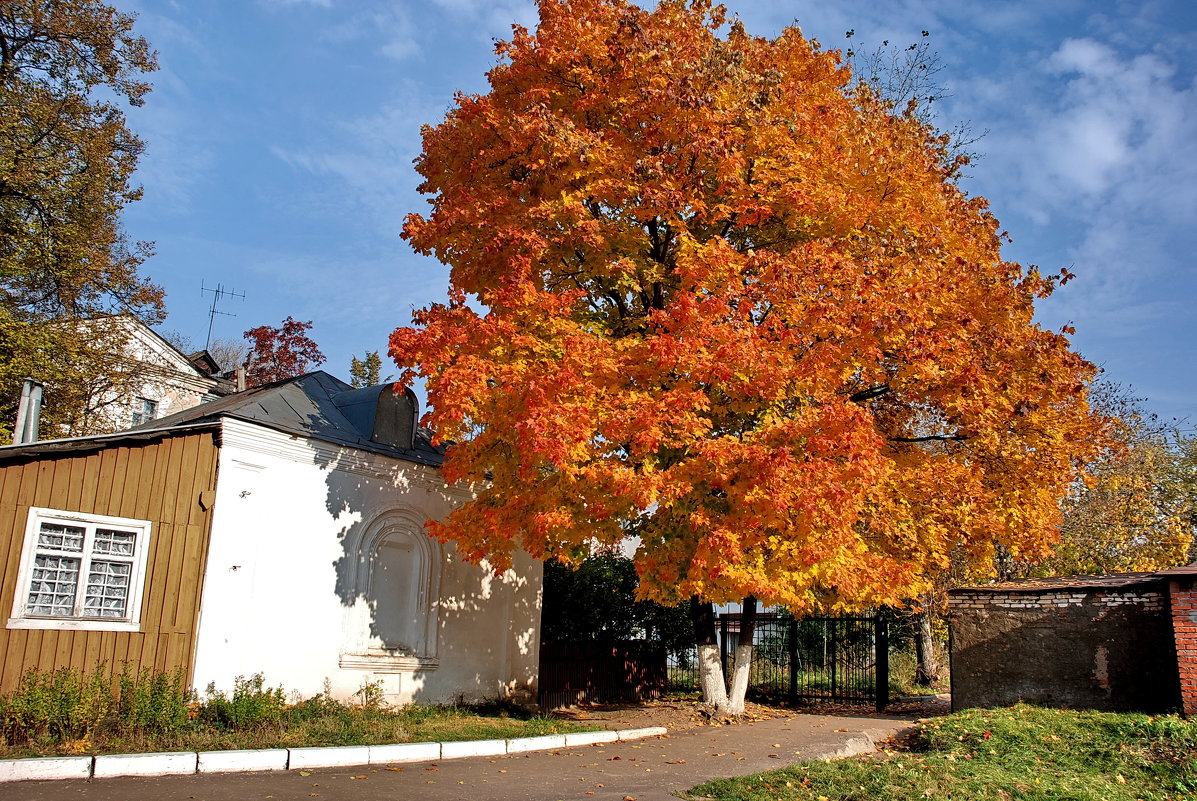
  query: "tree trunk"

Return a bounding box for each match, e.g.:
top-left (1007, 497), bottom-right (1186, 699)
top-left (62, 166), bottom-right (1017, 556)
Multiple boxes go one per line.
top-left (690, 597), bottom-right (728, 714)
top-left (913, 604), bottom-right (941, 687)
top-left (725, 595), bottom-right (757, 716)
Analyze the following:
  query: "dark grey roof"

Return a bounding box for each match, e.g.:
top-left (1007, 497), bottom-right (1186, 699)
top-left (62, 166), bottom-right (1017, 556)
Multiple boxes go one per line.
top-left (950, 571), bottom-right (1167, 594)
top-left (2, 372), bottom-right (443, 467)
top-left (0, 422), bottom-right (221, 464)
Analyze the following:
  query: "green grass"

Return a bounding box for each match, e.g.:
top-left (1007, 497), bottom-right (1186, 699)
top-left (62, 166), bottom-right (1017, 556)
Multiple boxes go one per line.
top-left (33, 701), bottom-right (595, 757)
top-left (690, 704), bottom-right (1197, 801)
top-left (0, 667), bottom-right (597, 758)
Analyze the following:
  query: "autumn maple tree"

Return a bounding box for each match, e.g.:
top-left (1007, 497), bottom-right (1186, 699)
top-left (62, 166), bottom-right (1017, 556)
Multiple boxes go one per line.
top-left (392, 0), bottom-right (1106, 714)
top-left (242, 316), bottom-right (325, 387)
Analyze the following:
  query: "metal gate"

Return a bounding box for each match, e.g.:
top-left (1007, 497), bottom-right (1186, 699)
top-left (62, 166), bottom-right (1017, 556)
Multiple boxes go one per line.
top-left (716, 613), bottom-right (889, 711)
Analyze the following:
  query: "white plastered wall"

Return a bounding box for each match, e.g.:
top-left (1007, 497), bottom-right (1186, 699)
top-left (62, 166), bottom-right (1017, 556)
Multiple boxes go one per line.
top-left (190, 418), bottom-right (541, 706)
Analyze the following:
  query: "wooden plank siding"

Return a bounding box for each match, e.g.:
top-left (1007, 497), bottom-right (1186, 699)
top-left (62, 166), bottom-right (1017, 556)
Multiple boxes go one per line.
top-left (0, 431), bottom-right (220, 692)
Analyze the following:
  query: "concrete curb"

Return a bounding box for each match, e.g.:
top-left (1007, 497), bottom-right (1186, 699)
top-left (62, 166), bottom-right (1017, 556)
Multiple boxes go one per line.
top-left (368, 742), bottom-right (440, 764)
top-left (821, 726), bottom-right (908, 761)
top-left (92, 751), bottom-right (197, 778)
top-left (505, 733), bottom-right (566, 753)
top-left (441, 738), bottom-right (507, 759)
top-left (197, 748), bottom-right (289, 774)
top-left (0, 756), bottom-right (92, 782)
top-left (288, 745), bottom-right (372, 770)
top-left (563, 730), bottom-right (621, 747)
top-left (0, 726), bottom-right (667, 783)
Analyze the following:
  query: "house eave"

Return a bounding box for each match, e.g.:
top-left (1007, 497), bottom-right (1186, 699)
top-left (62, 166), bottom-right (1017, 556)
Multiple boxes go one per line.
top-left (0, 422), bottom-right (222, 465)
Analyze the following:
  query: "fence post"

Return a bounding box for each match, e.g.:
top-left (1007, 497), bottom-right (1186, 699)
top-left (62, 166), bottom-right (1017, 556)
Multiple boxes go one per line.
top-left (787, 617), bottom-right (799, 702)
top-left (719, 613), bottom-right (729, 688)
top-left (875, 614), bottom-right (890, 712)
top-left (829, 620), bottom-right (839, 700)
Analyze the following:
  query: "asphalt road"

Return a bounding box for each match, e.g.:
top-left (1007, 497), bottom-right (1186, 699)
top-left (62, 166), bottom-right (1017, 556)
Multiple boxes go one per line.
top-left (1, 711), bottom-right (918, 801)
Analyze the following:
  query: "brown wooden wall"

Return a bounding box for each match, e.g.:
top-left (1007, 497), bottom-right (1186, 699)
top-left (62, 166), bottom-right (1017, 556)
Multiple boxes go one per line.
top-left (0, 430), bottom-right (220, 691)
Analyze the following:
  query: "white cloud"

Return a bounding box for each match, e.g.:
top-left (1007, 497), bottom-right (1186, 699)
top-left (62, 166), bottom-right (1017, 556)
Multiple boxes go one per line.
top-left (323, 4), bottom-right (422, 62)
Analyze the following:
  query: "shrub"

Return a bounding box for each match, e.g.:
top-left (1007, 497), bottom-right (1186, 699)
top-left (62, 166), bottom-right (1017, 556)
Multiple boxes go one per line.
top-left (0, 666), bottom-right (111, 745)
top-left (200, 674), bottom-right (287, 730)
top-left (116, 667), bottom-right (189, 735)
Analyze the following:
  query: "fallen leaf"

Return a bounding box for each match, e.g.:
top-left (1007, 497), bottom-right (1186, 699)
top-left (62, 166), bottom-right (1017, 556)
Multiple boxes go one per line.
top-left (299, 772), bottom-right (311, 777)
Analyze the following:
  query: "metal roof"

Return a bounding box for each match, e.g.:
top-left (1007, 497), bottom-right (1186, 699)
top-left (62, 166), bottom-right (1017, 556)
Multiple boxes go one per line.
top-left (950, 571), bottom-right (1172, 594)
top-left (0, 372), bottom-right (444, 467)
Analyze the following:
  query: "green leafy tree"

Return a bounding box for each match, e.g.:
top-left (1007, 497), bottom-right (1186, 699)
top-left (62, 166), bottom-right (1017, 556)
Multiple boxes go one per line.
top-left (0, 0), bottom-right (162, 442)
top-left (349, 350), bottom-right (391, 388)
top-left (1032, 382), bottom-right (1196, 576)
top-left (541, 552), bottom-right (692, 653)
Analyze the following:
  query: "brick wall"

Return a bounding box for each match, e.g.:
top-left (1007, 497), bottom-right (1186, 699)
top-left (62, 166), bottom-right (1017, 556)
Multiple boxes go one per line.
top-left (948, 584), bottom-right (1181, 712)
top-left (1169, 579), bottom-right (1197, 716)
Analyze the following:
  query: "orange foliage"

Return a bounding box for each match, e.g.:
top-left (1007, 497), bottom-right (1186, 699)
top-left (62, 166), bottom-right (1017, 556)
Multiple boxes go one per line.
top-left (392, 0), bottom-right (1106, 611)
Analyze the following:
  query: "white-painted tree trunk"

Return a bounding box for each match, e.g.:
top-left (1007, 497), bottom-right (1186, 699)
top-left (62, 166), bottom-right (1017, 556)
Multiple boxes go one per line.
top-left (725, 642), bottom-right (753, 716)
top-left (696, 641), bottom-right (729, 712)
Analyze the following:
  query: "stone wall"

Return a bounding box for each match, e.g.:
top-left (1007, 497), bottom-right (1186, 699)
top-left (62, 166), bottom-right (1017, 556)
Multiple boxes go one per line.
top-left (949, 585), bottom-right (1182, 713)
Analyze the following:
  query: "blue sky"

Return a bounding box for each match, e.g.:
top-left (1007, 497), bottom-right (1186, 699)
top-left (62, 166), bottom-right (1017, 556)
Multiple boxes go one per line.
top-left (119, 0), bottom-right (1197, 426)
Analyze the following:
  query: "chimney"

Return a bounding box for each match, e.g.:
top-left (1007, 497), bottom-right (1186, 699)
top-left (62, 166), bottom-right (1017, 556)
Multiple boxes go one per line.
top-left (234, 365), bottom-right (247, 392)
top-left (13, 378), bottom-right (43, 444)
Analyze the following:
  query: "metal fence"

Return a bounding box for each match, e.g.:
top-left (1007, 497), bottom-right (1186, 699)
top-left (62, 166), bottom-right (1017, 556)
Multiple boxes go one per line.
top-left (666, 613), bottom-right (889, 711)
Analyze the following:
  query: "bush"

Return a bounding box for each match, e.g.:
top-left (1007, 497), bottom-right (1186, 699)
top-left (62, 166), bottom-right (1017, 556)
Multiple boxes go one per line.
top-left (199, 674), bottom-right (287, 730)
top-left (0, 666), bottom-right (111, 745)
top-left (116, 667), bottom-right (189, 735)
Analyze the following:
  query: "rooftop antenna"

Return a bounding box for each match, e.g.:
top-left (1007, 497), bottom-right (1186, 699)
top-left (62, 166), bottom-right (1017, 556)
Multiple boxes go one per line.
top-left (201, 282), bottom-right (245, 349)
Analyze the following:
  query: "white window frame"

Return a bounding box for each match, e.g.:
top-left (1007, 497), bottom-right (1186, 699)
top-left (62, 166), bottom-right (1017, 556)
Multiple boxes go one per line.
top-left (7, 508), bottom-right (153, 632)
top-left (131, 397), bottom-right (158, 427)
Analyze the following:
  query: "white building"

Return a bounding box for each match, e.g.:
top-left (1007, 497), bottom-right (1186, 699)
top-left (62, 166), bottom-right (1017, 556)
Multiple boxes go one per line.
top-left (0, 372), bottom-right (541, 706)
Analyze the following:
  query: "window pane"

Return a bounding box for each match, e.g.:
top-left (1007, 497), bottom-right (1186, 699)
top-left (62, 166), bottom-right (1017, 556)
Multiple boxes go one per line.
top-left (93, 529), bottom-right (136, 556)
top-left (82, 561), bottom-right (131, 619)
top-left (27, 556), bottom-right (80, 616)
top-left (37, 523), bottom-right (84, 552)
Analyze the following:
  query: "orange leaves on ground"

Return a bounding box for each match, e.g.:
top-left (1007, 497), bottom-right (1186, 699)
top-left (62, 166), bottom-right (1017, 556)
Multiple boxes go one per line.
top-left (392, 0), bottom-right (1107, 608)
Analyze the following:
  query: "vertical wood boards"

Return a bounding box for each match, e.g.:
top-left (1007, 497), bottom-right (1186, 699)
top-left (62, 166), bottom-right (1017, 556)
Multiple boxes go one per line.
top-left (0, 431), bottom-right (220, 691)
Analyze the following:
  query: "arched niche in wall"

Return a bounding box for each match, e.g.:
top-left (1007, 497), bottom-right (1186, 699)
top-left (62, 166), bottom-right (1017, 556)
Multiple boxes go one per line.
top-left (339, 508), bottom-right (441, 671)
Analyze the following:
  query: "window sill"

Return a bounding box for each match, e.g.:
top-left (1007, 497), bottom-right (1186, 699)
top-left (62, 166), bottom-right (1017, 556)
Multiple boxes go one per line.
top-left (339, 651), bottom-right (439, 672)
top-left (7, 616), bottom-right (141, 633)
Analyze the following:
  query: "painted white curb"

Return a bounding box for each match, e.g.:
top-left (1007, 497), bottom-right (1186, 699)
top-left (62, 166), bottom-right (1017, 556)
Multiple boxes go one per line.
top-left (506, 733), bottom-right (567, 753)
top-left (0, 756), bottom-right (92, 782)
top-left (618, 726), bottom-right (668, 740)
top-left (564, 730), bottom-right (621, 746)
top-left (0, 726), bottom-right (673, 782)
top-left (288, 745), bottom-right (372, 769)
top-left (93, 751), bottom-right (197, 778)
top-left (369, 742), bottom-right (440, 764)
top-left (198, 748), bottom-right (289, 774)
top-left (441, 738), bottom-right (507, 759)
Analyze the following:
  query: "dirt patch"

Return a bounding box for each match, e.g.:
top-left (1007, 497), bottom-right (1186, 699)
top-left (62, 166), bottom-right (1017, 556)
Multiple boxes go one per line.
top-left (549, 694), bottom-right (949, 733)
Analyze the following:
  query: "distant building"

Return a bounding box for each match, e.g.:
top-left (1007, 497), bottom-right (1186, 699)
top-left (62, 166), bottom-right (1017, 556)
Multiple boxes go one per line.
top-left (65, 315), bottom-right (235, 435)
